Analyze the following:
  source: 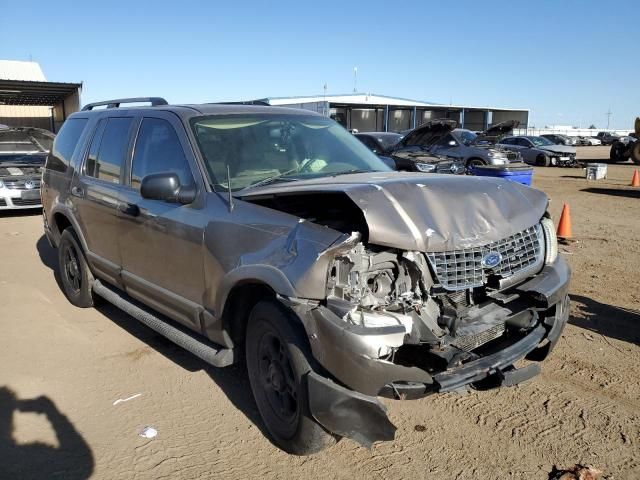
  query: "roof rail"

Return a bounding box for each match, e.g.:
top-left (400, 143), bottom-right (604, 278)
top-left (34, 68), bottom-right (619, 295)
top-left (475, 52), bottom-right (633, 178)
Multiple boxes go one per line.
top-left (81, 97), bottom-right (168, 111)
top-left (214, 100), bottom-right (270, 106)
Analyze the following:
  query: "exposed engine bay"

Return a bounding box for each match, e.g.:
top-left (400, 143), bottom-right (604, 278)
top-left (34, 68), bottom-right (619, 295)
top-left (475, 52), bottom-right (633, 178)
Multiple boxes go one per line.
top-left (324, 239), bottom-right (542, 376)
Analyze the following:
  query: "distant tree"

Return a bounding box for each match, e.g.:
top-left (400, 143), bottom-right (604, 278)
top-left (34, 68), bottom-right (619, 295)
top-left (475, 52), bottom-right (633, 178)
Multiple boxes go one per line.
top-left (588, 124), bottom-right (596, 129)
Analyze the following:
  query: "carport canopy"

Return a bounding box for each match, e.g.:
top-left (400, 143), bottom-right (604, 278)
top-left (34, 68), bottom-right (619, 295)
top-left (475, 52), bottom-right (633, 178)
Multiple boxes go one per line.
top-left (0, 79), bottom-right (82, 106)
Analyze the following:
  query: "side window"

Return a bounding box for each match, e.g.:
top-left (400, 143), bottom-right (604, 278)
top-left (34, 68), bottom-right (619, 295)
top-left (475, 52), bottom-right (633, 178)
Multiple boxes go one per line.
top-left (46, 118), bottom-right (89, 172)
top-left (131, 118), bottom-right (193, 190)
top-left (515, 138), bottom-right (530, 147)
top-left (85, 117), bottom-right (133, 183)
top-left (439, 133), bottom-right (456, 146)
top-left (357, 136), bottom-right (378, 153)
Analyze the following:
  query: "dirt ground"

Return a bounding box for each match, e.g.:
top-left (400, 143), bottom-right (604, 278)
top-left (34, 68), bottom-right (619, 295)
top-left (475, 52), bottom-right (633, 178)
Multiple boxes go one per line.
top-left (1, 146), bottom-right (638, 479)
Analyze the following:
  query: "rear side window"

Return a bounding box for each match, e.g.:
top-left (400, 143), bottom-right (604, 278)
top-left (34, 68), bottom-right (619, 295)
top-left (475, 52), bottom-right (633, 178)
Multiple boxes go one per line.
top-left (131, 118), bottom-right (193, 190)
top-left (46, 118), bottom-right (88, 172)
top-left (85, 117), bottom-right (133, 183)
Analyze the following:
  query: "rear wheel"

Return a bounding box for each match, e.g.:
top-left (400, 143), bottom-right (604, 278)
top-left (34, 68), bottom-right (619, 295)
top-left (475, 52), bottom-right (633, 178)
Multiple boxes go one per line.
top-left (58, 228), bottom-right (95, 308)
top-left (246, 300), bottom-right (335, 455)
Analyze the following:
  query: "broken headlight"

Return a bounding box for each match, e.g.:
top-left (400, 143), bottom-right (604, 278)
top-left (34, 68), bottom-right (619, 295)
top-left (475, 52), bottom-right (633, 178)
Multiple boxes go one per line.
top-left (540, 216), bottom-right (558, 264)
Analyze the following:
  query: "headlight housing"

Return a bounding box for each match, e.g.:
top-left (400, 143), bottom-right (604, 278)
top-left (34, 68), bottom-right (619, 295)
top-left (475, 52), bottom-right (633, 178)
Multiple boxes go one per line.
top-left (541, 216), bottom-right (558, 264)
top-left (415, 162), bottom-right (436, 173)
top-left (0, 179), bottom-right (4, 188)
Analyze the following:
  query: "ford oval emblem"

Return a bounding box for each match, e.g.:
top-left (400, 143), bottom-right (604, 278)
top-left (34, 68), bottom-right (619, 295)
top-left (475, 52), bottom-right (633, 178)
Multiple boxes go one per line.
top-left (481, 251), bottom-right (502, 268)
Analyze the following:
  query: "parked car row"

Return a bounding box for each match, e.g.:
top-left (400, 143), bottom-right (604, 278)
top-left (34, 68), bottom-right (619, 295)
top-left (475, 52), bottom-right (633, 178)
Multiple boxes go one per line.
top-left (355, 120), bottom-right (523, 173)
top-left (355, 120), bottom-right (583, 170)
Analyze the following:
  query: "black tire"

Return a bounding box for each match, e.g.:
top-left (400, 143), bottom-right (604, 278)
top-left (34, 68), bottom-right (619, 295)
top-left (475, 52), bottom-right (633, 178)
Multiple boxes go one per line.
top-left (536, 154), bottom-right (550, 167)
top-left (246, 300), bottom-right (335, 455)
top-left (466, 158), bottom-right (486, 169)
top-left (631, 142), bottom-right (640, 165)
top-left (610, 143), bottom-right (622, 162)
top-left (58, 228), bottom-right (95, 308)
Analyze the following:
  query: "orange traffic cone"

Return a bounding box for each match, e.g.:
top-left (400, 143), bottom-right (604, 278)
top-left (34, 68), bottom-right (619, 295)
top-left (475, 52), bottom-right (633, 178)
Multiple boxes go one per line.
top-left (631, 169), bottom-right (640, 187)
top-left (556, 204), bottom-right (572, 240)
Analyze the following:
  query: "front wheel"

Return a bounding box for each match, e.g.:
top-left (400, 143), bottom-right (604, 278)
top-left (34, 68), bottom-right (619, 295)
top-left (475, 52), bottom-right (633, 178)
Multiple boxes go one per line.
top-left (57, 228), bottom-right (96, 308)
top-left (536, 154), bottom-right (551, 167)
top-left (466, 158), bottom-right (486, 169)
top-left (631, 142), bottom-right (640, 165)
top-left (246, 300), bottom-right (336, 455)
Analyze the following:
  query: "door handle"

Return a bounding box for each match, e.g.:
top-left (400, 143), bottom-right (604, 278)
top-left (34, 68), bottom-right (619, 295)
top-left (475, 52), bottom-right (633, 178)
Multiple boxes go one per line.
top-left (70, 186), bottom-right (84, 197)
top-left (117, 202), bottom-right (140, 217)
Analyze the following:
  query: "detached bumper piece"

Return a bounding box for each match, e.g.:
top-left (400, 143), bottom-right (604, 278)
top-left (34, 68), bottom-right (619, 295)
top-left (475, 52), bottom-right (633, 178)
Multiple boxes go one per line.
top-left (307, 372), bottom-right (396, 448)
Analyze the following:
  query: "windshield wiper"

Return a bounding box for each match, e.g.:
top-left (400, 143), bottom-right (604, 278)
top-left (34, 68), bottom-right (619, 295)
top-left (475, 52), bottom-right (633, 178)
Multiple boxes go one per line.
top-left (242, 168), bottom-right (300, 190)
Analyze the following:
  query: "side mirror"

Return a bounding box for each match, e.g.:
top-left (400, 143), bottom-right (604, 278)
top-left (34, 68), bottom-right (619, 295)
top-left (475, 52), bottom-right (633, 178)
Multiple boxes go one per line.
top-left (140, 172), bottom-right (196, 205)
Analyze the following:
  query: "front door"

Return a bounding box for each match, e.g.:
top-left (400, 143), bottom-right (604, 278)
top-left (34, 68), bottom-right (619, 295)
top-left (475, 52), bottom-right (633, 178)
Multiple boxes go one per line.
top-left (117, 113), bottom-right (207, 332)
top-left (71, 116), bottom-right (135, 287)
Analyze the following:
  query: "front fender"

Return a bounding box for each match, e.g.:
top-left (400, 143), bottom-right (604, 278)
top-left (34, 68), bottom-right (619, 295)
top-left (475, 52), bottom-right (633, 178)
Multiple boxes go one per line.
top-left (213, 265), bottom-right (297, 317)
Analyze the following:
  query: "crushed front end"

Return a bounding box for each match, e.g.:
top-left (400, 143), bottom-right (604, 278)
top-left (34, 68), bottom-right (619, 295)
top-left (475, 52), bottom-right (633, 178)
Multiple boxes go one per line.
top-left (289, 215), bottom-right (570, 445)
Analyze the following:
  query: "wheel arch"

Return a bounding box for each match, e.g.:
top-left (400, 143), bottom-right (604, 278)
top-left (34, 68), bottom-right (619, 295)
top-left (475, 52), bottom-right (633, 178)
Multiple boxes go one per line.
top-left (215, 267), bottom-right (299, 348)
top-left (50, 206), bottom-right (88, 251)
top-left (465, 156), bottom-right (487, 167)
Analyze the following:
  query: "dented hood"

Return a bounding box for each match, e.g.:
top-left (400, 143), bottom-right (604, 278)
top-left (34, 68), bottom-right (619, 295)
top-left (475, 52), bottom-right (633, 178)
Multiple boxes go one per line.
top-left (239, 172), bottom-right (548, 252)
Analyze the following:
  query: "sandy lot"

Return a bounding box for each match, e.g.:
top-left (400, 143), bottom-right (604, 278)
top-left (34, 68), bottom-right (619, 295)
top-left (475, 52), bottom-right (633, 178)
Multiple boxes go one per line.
top-left (1, 146), bottom-right (638, 479)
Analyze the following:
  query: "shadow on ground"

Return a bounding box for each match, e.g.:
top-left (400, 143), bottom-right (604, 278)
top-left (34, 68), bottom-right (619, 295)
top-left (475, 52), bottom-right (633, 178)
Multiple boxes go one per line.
top-left (0, 208), bottom-right (42, 219)
top-left (570, 294), bottom-right (640, 346)
top-left (35, 235), bottom-right (271, 445)
top-left (580, 187), bottom-right (640, 199)
top-left (0, 387), bottom-right (94, 480)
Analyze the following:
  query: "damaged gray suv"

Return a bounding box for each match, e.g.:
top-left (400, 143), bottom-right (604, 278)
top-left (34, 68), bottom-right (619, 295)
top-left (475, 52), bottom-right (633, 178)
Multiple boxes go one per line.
top-left (42, 98), bottom-right (571, 454)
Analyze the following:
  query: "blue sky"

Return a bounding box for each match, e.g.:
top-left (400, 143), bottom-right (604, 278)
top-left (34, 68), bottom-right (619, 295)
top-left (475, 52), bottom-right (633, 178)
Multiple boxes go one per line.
top-left (1, 0), bottom-right (638, 128)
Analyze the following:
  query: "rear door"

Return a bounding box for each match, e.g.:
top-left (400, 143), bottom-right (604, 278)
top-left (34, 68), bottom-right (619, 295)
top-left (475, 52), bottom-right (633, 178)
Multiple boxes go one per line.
top-left (70, 115), bottom-right (135, 287)
top-left (117, 112), bottom-right (207, 332)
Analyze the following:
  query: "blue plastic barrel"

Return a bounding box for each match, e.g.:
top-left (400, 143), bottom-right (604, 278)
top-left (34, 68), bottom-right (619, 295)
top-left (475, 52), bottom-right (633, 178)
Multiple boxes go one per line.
top-left (470, 162), bottom-right (533, 186)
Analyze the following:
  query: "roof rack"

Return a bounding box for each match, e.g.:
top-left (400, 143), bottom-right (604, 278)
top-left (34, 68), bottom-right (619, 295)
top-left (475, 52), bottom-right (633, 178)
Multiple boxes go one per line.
top-left (81, 97), bottom-right (168, 111)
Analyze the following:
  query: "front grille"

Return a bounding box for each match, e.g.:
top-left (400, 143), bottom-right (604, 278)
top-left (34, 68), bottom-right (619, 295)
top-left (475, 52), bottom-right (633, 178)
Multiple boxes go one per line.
top-left (426, 224), bottom-right (543, 291)
top-left (2, 177), bottom-right (41, 190)
top-left (12, 198), bottom-right (41, 206)
top-left (452, 323), bottom-right (506, 352)
top-left (505, 151), bottom-right (519, 161)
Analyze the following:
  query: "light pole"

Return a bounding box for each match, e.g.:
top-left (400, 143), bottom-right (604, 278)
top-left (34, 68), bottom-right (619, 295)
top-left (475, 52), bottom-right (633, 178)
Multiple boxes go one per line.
top-left (353, 67), bottom-right (357, 93)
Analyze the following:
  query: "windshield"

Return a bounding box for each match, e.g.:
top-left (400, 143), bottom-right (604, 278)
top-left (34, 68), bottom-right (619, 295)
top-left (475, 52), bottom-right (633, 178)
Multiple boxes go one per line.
top-left (453, 129), bottom-right (477, 146)
top-left (192, 114), bottom-right (391, 191)
top-left (529, 136), bottom-right (554, 147)
top-left (375, 133), bottom-right (403, 150)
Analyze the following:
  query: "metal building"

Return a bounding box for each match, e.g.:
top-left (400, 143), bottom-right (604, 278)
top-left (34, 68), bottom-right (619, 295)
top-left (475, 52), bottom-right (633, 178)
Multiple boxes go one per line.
top-left (257, 93), bottom-right (529, 133)
top-left (0, 60), bottom-right (82, 132)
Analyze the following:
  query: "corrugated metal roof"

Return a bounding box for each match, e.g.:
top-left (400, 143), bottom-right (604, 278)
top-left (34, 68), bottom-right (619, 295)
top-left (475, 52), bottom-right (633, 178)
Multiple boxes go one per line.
top-left (0, 80), bottom-right (82, 106)
top-left (0, 60), bottom-right (46, 81)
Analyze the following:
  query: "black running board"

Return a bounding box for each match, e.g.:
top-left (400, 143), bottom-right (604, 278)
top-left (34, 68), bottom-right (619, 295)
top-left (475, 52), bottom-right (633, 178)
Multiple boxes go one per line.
top-left (92, 279), bottom-right (234, 367)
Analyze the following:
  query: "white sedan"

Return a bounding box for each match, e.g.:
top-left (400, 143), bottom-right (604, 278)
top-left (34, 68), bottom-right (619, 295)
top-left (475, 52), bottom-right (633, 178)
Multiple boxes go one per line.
top-left (585, 137), bottom-right (602, 146)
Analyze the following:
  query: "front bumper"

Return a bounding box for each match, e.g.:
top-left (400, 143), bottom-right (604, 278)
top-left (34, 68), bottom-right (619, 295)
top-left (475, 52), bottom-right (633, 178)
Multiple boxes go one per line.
top-left (293, 256), bottom-right (571, 446)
